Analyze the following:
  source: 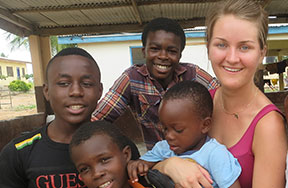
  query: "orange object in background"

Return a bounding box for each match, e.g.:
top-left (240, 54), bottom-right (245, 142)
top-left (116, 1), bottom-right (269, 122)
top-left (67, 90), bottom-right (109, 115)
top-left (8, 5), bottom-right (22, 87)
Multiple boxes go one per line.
top-left (271, 78), bottom-right (279, 86)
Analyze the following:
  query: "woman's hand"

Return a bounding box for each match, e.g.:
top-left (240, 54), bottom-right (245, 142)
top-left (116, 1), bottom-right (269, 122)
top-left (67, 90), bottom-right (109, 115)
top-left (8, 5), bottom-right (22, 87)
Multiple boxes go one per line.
top-left (153, 157), bottom-right (213, 188)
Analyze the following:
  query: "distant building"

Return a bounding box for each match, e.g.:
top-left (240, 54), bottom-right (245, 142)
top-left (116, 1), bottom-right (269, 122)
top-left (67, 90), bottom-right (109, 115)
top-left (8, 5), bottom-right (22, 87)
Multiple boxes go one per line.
top-left (58, 30), bottom-right (213, 93)
top-left (58, 25), bottom-right (288, 93)
top-left (0, 57), bottom-right (31, 87)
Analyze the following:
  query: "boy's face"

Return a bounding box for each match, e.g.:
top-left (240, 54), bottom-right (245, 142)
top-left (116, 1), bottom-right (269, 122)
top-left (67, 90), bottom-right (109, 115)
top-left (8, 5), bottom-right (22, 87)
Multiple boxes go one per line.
top-left (71, 134), bottom-right (131, 188)
top-left (44, 55), bottom-right (102, 126)
top-left (159, 99), bottom-right (210, 155)
top-left (143, 30), bottom-right (182, 86)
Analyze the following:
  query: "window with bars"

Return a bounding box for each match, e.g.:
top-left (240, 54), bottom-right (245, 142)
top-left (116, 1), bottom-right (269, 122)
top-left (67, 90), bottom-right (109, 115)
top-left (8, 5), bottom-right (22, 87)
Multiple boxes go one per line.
top-left (22, 68), bottom-right (25, 76)
top-left (7, 66), bottom-right (13, 77)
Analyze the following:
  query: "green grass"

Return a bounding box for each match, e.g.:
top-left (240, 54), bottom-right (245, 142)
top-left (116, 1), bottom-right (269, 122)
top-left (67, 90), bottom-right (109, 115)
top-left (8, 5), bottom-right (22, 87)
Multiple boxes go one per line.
top-left (14, 104), bottom-right (36, 111)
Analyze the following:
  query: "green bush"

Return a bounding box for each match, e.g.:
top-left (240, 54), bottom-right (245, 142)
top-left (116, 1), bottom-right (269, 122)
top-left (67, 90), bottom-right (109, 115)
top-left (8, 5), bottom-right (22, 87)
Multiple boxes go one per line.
top-left (24, 74), bottom-right (33, 80)
top-left (0, 75), bottom-right (7, 80)
top-left (15, 104), bottom-right (36, 111)
top-left (8, 80), bottom-right (32, 92)
top-left (27, 82), bottom-right (33, 89)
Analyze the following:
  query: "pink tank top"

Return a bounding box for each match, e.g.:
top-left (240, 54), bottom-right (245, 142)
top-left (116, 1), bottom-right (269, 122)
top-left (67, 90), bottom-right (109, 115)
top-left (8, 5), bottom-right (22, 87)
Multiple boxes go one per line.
top-left (209, 89), bottom-right (282, 188)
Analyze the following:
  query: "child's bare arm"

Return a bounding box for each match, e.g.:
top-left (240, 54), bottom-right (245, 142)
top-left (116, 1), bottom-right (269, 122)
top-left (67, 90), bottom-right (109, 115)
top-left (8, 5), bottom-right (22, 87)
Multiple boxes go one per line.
top-left (127, 159), bottom-right (156, 182)
top-left (229, 179), bottom-right (241, 188)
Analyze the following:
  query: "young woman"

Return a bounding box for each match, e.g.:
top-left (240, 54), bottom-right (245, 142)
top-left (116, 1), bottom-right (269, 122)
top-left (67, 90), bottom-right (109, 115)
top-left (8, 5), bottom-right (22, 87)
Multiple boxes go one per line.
top-left (154, 0), bottom-right (287, 187)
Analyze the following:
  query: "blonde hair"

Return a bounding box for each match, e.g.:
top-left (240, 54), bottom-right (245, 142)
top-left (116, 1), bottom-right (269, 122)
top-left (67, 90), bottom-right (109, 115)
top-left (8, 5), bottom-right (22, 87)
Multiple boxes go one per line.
top-left (206, 0), bottom-right (268, 49)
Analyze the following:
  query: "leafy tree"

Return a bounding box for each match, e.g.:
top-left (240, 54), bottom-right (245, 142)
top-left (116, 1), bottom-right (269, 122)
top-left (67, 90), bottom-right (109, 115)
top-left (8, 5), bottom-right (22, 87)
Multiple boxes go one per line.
top-left (0, 52), bottom-right (8, 57)
top-left (4, 32), bottom-right (76, 55)
top-left (24, 74), bottom-right (33, 80)
top-left (50, 36), bottom-right (76, 56)
top-left (5, 33), bottom-right (29, 51)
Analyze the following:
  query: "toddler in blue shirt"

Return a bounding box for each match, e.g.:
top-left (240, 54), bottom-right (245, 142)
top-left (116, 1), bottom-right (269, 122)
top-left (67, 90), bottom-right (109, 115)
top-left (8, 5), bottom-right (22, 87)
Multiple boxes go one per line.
top-left (127, 81), bottom-right (241, 188)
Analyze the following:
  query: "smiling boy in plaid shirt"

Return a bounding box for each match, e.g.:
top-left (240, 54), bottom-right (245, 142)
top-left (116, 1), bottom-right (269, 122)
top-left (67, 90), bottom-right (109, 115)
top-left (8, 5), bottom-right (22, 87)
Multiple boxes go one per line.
top-left (92, 17), bottom-right (218, 150)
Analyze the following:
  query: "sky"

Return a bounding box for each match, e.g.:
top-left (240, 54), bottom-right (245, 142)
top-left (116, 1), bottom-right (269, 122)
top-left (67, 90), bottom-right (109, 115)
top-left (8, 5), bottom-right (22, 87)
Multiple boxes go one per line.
top-left (0, 29), bottom-right (33, 73)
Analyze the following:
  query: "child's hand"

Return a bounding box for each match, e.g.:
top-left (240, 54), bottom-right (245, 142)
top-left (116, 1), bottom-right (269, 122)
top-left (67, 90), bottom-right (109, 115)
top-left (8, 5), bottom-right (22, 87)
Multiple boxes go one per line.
top-left (127, 159), bottom-right (150, 182)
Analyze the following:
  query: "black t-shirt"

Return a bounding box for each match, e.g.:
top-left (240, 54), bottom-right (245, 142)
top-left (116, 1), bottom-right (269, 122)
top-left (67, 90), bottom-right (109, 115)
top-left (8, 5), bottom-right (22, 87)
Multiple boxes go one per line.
top-left (0, 124), bottom-right (85, 188)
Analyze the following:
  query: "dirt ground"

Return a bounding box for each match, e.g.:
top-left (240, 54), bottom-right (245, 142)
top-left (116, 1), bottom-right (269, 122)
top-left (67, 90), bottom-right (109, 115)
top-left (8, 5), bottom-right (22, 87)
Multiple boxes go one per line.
top-left (0, 91), bottom-right (37, 121)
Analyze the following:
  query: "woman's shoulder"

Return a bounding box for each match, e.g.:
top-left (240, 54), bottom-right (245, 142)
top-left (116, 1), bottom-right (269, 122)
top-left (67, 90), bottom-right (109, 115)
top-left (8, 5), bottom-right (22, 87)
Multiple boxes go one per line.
top-left (253, 99), bottom-right (286, 143)
top-left (255, 91), bottom-right (284, 123)
top-left (252, 102), bottom-right (287, 168)
top-left (256, 105), bottom-right (284, 129)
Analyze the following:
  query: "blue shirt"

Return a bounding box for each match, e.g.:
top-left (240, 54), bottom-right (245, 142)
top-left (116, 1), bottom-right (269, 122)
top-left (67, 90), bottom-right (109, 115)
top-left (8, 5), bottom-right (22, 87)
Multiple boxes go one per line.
top-left (140, 137), bottom-right (241, 188)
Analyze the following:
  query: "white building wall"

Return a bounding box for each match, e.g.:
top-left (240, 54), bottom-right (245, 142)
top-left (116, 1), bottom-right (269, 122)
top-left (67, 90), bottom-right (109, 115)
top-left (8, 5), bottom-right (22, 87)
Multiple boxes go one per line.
top-left (79, 40), bottom-right (141, 93)
top-left (181, 41), bottom-right (215, 77)
top-left (79, 38), bottom-right (215, 94)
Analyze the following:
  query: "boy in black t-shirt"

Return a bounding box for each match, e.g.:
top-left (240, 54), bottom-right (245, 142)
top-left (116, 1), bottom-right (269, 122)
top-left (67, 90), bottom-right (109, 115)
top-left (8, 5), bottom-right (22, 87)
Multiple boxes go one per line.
top-left (0, 47), bottom-right (103, 188)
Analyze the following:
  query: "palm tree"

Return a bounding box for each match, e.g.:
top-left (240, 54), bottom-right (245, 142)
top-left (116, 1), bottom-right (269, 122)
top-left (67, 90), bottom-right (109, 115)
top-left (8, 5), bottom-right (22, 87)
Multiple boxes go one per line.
top-left (4, 32), bottom-right (76, 56)
top-left (3, 33), bottom-right (76, 83)
top-left (50, 36), bottom-right (76, 56)
top-left (0, 52), bottom-right (8, 57)
top-left (5, 33), bottom-right (29, 52)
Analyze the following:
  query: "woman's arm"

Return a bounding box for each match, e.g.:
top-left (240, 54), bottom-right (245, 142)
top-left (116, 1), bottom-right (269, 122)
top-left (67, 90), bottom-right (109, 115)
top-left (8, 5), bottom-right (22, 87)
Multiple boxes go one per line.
top-left (284, 95), bottom-right (288, 123)
top-left (252, 111), bottom-right (287, 188)
top-left (153, 157), bottom-right (213, 188)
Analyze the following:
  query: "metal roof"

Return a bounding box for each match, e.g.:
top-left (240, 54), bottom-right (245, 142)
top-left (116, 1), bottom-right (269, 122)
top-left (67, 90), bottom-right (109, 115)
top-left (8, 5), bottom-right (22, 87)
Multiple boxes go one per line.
top-left (0, 0), bottom-right (287, 37)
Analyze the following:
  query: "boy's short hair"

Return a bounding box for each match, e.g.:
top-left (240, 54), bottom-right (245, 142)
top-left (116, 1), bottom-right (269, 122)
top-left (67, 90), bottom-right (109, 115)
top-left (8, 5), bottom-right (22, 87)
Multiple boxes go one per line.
top-left (163, 80), bottom-right (213, 119)
top-left (69, 120), bottom-right (140, 160)
top-left (45, 47), bottom-right (100, 81)
top-left (141, 17), bottom-right (186, 52)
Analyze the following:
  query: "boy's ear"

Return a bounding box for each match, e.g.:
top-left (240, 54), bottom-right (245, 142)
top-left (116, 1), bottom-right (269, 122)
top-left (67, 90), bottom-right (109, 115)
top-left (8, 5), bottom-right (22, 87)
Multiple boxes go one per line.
top-left (122, 145), bottom-right (132, 164)
top-left (201, 117), bottom-right (212, 134)
top-left (98, 83), bottom-right (103, 100)
top-left (142, 47), bottom-right (146, 58)
top-left (43, 83), bottom-right (49, 101)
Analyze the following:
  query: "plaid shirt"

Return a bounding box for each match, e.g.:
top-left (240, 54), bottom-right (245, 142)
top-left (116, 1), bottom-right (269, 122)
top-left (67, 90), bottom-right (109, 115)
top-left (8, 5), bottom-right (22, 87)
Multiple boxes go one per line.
top-left (92, 63), bottom-right (219, 150)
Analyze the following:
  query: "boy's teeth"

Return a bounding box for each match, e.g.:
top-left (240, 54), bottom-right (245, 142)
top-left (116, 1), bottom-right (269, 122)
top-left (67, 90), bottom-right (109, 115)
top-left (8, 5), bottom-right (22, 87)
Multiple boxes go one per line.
top-left (99, 181), bottom-right (111, 188)
top-left (224, 67), bottom-right (241, 72)
top-left (69, 105), bottom-right (83, 110)
top-left (156, 64), bottom-right (169, 70)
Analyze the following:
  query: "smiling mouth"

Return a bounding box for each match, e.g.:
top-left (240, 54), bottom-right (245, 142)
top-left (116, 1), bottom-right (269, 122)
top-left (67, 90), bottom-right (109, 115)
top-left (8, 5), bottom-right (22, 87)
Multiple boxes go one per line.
top-left (98, 181), bottom-right (112, 188)
top-left (224, 66), bottom-right (242, 72)
top-left (154, 63), bottom-right (171, 71)
top-left (68, 105), bottom-right (84, 110)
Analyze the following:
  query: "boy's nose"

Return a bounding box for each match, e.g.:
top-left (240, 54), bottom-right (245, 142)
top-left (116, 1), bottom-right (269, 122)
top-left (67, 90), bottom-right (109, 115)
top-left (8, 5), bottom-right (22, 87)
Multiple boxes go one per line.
top-left (165, 131), bottom-right (175, 141)
top-left (92, 167), bottom-right (105, 180)
top-left (158, 49), bottom-right (168, 60)
top-left (69, 83), bottom-right (84, 97)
